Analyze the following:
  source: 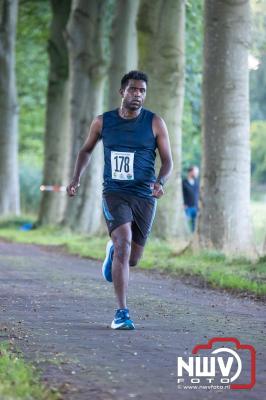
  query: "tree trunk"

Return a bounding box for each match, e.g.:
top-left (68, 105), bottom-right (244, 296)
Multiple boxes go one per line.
top-left (63, 0), bottom-right (108, 233)
top-left (196, 0), bottom-right (252, 255)
top-left (108, 0), bottom-right (139, 109)
top-left (0, 0), bottom-right (19, 215)
top-left (137, 0), bottom-right (187, 239)
top-left (38, 0), bottom-right (71, 225)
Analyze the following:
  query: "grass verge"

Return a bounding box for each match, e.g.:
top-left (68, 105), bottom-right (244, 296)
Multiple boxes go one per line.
top-left (0, 216), bottom-right (265, 298)
top-left (0, 341), bottom-right (60, 400)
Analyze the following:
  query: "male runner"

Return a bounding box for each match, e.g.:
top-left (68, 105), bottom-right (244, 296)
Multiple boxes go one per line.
top-left (67, 71), bottom-right (173, 330)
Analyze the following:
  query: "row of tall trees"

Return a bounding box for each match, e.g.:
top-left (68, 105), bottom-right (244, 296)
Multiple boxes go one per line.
top-left (0, 0), bottom-right (19, 215)
top-left (198, 0), bottom-right (252, 254)
top-left (0, 0), bottom-right (254, 256)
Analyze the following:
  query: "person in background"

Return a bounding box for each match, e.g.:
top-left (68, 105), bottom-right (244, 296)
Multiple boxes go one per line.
top-left (182, 165), bottom-right (199, 232)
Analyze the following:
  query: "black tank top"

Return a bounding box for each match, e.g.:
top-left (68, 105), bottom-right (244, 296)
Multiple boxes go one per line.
top-left (101, 108), bottom-right (157, 198)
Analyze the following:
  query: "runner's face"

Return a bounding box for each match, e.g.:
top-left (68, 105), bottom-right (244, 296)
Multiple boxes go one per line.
top-left (121, 79), bottom-right (147, 110)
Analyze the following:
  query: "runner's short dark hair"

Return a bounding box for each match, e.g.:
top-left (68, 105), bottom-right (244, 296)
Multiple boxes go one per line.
top-left (121, 70), bottom-right (148, 89)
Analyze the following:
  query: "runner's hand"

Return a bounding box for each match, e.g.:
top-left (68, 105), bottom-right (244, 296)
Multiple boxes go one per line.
top-left (66, 181), bottom-right (80, 197)
top-left (151, 182), bottom-right (164, 199)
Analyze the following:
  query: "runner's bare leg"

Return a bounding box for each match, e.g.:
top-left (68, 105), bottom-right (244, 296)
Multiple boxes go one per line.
top-left (111, 222), bottom-right (132, 309)
top-left (129, 240), bottom-right (144, 266)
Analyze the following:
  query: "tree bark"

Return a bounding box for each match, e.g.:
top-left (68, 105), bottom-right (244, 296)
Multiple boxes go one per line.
top-left (38, 0), bottom-right (72, 225)
top-left (63, 0), bottom-right (107, 233)
top-left (108, 0), bottom-right (139, 109)
top-left (0, 0), bottom-right (19, 215)
top-left (196, 0), bottom-right (253, 255)
top-left (137, 0), bottom-right (188, 239)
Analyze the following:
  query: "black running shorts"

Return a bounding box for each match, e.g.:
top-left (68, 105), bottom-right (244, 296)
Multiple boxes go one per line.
top-left (102, 192), bottom-right (157, 246)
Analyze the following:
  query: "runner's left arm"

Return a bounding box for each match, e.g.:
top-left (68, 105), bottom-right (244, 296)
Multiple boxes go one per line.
top-left (152, 115), bottom-right (173, 198)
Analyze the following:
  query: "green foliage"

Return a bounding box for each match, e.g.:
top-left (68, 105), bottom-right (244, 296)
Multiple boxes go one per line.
top-left (16, 0), bottom-right (51, 167)
top-left (102, 0), bottom-right (116, 61)
top-left (251, 200), bottom-right (266, 246)
top-left (15, 0), bottom-right (265, 209)
top-left (250, 1), bottom-right (266, 122)
top-left (250, 55), bottom-right (266, 121)
top-left (182, 0), bottom-right (203, 171)
top-left (0, 342), bottom-right (60, 399)
top-left (251, 120), bottom-right (266, 183)
top-left (19, 161), bottom-right (42, 214)
top-left (251, 0), bottom-right (266, 56)
top-left (15, 0), bottom-right (203, 201)
top-left (16, 0), bottom-right (51, 213)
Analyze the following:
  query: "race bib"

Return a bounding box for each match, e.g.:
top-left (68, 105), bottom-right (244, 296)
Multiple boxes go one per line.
top-left (111, 151), bottom-right (134, 180)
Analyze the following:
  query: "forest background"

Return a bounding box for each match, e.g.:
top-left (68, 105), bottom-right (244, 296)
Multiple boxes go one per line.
top-left (16, 0), bottom-right (266, 214)
top-left (0, 2), bottom-right (266, 395)
top-left (1, 0), bottom-right (266, 264)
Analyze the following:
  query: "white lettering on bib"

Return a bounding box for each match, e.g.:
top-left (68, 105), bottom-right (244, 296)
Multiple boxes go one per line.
top-left (111, 151), bottom-right (134, 180)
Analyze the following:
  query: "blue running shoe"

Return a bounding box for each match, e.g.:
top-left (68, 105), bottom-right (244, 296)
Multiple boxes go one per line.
top-left (102, 240), bottom-right (114, 282)
top-left (111, 308), bottom-right (135, 330)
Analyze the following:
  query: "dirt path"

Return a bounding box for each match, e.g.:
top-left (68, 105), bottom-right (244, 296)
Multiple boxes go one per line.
top-left (0, 241), bottom-right (265, 400)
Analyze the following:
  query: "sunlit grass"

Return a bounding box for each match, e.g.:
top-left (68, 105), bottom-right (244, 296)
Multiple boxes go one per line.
top-left (141, 240), bottom-right (266, 296)
top-left (0, 342), bottom-right (60, 400)
top-left (0, 204), bottom-right (266, 296)
top-left (0, 216), bottom-right (108, 260)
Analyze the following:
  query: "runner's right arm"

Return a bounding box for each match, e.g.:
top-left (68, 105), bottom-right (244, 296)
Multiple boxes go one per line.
top-left (67, 116), bottom-right (103, 197)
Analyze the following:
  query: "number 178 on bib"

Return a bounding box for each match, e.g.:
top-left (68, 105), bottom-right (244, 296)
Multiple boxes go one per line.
top-left (111, 151), bottom-right (134, 180)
